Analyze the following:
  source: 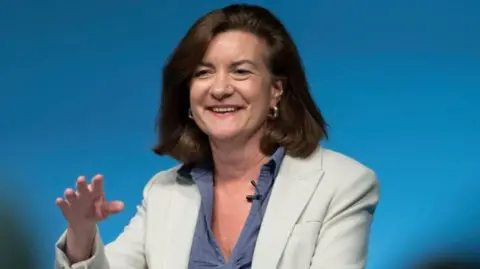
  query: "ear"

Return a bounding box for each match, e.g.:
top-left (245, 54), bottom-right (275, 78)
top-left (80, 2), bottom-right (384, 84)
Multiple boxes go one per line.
top-left (270, 78), bottom-right (284, 107)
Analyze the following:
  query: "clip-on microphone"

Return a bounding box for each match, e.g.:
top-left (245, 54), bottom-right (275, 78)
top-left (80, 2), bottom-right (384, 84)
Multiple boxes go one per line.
top-left (246, 180), bottom-right (262, 202)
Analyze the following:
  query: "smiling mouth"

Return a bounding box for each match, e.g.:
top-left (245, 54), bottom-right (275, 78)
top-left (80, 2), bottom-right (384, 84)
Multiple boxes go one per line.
top-left (207, 106), bottom-right (243, 114)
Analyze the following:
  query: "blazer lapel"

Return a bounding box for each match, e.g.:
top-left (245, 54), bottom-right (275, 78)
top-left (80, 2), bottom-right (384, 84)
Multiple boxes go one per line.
top-left (162, 179), bottom-right (201, 269)
top-left (252, 149), bottom-right (325, 269)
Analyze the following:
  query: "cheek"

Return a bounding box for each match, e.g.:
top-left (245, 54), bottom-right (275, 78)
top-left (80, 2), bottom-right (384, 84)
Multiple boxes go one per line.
top-left (243, 89), bottom-right (273, 120)
top-left (250, 84), bottom-right (273, 108)
top-left (189, 82), bottom-right (205, 106)
top-left (238, 79), bottom-right (270, 101)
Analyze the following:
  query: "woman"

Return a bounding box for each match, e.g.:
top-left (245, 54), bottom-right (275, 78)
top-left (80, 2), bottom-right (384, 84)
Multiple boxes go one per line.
top-left (55, 4), bottom-right (379, 269)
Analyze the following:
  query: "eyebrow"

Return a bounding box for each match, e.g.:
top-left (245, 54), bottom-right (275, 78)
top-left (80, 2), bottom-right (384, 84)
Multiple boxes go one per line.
top-left (231, 60), bottom-right (258, 68)
top-left (198, 59), bottom-right (259, 69)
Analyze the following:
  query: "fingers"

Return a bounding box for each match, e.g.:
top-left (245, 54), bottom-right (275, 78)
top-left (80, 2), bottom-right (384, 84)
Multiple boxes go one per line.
top-left (56, 175), bottom-right (100, 209)
top-left (90, 174), bottom-right (104, 194)
top-left (76, 176), bottom-right (89, 195)
top-left (56, 174), bottom-right (117, 222)
top-left (64, 188), bottom-right (76, 202)
top-left (56, 197), bottom-right (69, 213)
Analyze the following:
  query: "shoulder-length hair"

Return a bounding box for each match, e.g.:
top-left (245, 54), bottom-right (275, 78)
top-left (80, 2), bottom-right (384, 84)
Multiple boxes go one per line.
top-left (153, 4), bottom-right (328, 165)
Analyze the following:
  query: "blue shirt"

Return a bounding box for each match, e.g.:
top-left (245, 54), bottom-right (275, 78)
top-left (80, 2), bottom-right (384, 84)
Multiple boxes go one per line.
top-left (183, 147), bottom-right (286, 269)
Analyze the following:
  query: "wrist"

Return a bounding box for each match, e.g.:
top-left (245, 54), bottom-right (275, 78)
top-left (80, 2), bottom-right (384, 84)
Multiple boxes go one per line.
top-left (67, 224), bottom-right (96, 244)
top-left (65, 224), bottom-right (97, 262)
top-left (67, 222), bottom-right (96, 234)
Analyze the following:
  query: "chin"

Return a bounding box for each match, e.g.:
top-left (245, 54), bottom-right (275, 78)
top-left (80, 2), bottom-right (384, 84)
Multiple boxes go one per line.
top-left (205, 129), bottom-right (242, 142)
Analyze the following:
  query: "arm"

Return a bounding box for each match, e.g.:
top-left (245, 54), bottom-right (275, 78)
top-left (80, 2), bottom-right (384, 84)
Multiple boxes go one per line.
top-left (55, 180), bottom-right (154, 269)
top-left (309, 169), bottom-right (380, 269)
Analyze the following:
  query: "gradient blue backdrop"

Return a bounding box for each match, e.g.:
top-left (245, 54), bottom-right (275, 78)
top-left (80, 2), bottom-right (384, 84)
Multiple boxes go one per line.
top-left (1, 1), bottom-right (479, 268)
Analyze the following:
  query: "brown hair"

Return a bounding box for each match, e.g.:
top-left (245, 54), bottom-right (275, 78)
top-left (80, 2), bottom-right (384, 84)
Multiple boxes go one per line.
top-left (153, 4), bottom-right (328, 165)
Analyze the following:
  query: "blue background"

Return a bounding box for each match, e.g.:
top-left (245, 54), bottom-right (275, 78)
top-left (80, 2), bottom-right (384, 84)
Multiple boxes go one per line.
top-left (1, 0), bottom-right (479, 268)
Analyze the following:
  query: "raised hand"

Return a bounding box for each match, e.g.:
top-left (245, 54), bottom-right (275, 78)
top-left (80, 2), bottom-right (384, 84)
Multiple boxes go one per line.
top-left (55, 174), bottom-right (124, 262)
top-left (56, 174), bottom-right (124, 229)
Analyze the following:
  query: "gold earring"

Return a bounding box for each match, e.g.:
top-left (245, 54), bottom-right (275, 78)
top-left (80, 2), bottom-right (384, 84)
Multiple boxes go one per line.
top-left (269, 106), bottom-right (278, 119)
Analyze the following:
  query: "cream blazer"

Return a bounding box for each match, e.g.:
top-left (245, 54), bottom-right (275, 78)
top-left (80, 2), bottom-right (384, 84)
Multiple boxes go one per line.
top-left (55, 146), bottom-right (380, 269)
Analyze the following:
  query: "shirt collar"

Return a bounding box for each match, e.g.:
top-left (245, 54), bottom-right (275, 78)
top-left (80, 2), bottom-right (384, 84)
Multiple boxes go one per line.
top-left (176, 146), bottom-right (286, 181)
top-left (266, 146), bottom-right (286, 179)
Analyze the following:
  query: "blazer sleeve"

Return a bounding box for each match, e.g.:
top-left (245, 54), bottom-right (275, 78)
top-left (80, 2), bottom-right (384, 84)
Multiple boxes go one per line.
top-left (55, 179), bottom-right (156, 269)
top-left (309, 168), bottom-right (380, 269)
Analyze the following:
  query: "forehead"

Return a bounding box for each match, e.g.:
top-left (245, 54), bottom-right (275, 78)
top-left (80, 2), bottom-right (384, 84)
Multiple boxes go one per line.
top-left (203, 30), bottom-right (268, 64)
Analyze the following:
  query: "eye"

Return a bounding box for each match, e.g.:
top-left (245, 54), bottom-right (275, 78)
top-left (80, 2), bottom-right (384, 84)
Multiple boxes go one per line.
top-left (193, 69), bottom-right (211, 78)
top-left (232, 68), bottom-right (252, 78)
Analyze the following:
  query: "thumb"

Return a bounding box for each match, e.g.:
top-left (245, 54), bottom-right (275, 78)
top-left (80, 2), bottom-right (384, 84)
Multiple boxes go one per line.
top-left (106, 200), bottom-right (124, 215)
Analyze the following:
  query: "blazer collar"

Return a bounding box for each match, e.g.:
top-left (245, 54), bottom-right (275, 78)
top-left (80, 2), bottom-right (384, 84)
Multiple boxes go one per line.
top-left (252, 146), bottom-right (325, 269)
top-left (161, 177), bottom-right (200, 269)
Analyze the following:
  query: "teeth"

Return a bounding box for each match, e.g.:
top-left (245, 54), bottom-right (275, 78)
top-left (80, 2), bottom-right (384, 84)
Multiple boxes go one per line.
top-left (212, 107), bottom-right (236, 113)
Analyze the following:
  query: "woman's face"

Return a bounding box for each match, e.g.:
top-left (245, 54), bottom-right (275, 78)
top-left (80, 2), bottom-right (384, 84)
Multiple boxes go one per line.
top-left (189, 30), bottom-right (283, 143)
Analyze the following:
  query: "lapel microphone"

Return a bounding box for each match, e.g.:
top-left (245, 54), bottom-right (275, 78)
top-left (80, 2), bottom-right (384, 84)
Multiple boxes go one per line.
top-left (246, 180), bottom-right (262, 202)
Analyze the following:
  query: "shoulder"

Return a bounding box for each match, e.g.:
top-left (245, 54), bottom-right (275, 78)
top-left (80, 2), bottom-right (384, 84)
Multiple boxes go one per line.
top-left (317, 147), bottom-right (380, 209)
top-left (292, 146), bottom-right (381, 223)
top-left (141, 164), bottom-right (183, 197)
top-left (287, 146), bottom-right (379, 195)
top-left (320, 147), bottom-right (376, 179)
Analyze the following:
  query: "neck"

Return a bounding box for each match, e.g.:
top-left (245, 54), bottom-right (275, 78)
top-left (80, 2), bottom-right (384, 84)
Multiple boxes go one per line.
top-left (209, 131), bottom-right (268, 182)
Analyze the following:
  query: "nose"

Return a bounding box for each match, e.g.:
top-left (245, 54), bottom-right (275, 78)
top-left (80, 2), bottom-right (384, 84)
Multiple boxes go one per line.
top-left (210, 72), bottom-right (233, 100)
